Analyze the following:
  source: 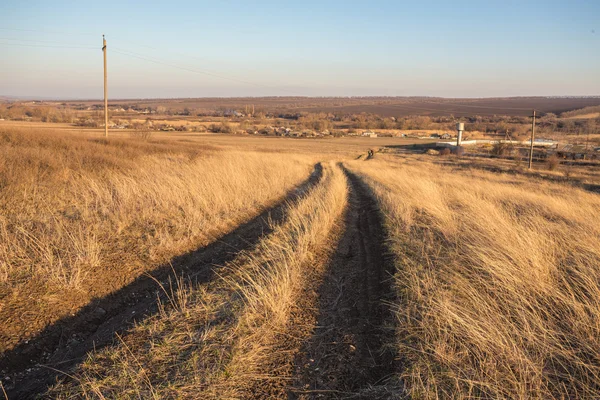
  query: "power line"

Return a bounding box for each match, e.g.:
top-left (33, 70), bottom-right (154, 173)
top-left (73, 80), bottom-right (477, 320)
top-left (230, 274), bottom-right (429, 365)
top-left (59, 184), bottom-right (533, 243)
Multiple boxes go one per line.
top-left (0, 27), bottom-right (96, 37)
top-left (114, 39), bottom-right (216, 68)
top-left (1, 33), bottom-right (302, 95)
top-left (0, 42), bottom-right (96, 50)
top-left (112, 48), bottom-right (239, 83)
top-left (0, 38), bottom-right (89, 47)
top-left (0, 37), bottom-right (95, 50)
top-left (112, 47), bottom-right (300, 95)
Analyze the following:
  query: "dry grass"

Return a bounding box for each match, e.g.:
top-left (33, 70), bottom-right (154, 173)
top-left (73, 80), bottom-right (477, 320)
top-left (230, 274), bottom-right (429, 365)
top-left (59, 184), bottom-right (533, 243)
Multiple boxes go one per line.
top-left (424, 151), bottom-right (600, 191)
top-left (0, 127), bottom-right (315, 353)
top-left (48, 162), bottom-right (348, 399)
top-left (348, 155), bottom-right (600, 399)
top-left (8, 119), bottom-right (600, 398)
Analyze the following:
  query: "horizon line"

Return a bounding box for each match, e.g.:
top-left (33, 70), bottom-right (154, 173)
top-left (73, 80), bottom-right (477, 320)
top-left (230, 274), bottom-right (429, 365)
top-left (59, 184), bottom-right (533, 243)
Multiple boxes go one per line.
top-left (3, 94), bottom-right (600, 102)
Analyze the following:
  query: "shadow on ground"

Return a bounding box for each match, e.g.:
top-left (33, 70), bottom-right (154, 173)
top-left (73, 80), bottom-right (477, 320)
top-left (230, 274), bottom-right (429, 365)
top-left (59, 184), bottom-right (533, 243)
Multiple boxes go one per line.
top-left (1, 164), bottom-right (323, 400)
top-left (290, 166), bottom-right (400, 399)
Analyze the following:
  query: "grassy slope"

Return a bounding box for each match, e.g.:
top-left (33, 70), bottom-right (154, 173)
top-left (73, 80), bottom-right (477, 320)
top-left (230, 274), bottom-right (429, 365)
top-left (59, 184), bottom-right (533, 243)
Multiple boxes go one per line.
top-left (48, 162), bottom-right (348, 399)
top-left (349, 155), bottom-right (600, 399)
top-left (0, 127), bottom-right (314, 353)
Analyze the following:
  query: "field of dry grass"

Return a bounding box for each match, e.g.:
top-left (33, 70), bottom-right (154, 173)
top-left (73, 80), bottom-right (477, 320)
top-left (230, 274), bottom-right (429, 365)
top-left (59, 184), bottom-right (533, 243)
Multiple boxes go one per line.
top-left (348, 155), bottom-right (600, 399)
top-left (3, 120), bottom-right (600, 399)
top-left (0, 126), bottom-right (316, 354)
top-left (48, 162), bottom-right (348, 399)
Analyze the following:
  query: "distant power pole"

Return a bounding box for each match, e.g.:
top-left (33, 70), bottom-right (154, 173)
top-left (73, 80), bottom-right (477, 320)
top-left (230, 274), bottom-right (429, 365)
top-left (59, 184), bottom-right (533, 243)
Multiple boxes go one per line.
top-left (528, 110), bottom-right (536, 169)
top-left (585, 129), bottom-right (591, 159)
top-left (103, 35), bottom-right (108, 138)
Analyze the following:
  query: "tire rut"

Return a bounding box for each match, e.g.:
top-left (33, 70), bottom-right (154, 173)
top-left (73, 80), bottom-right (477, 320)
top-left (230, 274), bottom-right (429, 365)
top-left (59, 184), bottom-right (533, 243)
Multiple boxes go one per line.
top-left (290, 165), bottom-right (396, 399)
top-left (0, 163), bottom-right (323, 400)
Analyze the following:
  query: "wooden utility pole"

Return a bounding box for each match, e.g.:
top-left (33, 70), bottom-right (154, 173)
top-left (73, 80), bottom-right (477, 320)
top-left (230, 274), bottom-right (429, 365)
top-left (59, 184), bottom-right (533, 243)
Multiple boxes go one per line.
top-left (528, 110), bottom-right (536, 169)
top-left (585, 130), bottom-right (591, 160)
top-left (103, 35), bottom-right (108, 138)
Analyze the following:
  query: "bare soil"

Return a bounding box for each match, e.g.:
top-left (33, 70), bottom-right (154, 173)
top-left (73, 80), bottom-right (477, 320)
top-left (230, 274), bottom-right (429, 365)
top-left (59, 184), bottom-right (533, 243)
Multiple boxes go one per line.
top-left (0, 164), bottom-right (323, 400)
top-left (289, 165), bottom-right (398, 399)
top-left (50, 96), bottom-right (600, 117)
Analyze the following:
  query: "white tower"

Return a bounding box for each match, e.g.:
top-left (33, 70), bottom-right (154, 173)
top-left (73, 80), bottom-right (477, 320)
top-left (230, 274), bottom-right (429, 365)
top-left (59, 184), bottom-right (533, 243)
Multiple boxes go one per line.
top-left (456, 122), bottom-right (464, 146)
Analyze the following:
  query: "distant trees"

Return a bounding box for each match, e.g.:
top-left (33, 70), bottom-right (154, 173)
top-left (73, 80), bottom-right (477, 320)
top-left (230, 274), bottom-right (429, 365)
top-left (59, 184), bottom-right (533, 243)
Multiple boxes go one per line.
top-left (297, 113), bottom-right (332, 131)
top-left (208, 122), bottom-right (234, 133)
top-left (0, 104), bottom-right (76, 123)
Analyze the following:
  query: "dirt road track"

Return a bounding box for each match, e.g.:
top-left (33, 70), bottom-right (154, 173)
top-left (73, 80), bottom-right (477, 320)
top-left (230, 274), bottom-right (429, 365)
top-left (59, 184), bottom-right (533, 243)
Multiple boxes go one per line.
top-left (290, 165), bottom-right (398, 399)
top-left (0, 164), bottom-right (322, 400)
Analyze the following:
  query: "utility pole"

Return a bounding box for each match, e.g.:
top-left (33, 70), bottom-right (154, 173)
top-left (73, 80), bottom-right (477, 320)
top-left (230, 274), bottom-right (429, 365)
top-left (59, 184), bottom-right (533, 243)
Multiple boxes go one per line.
top-left (103, 35), bottom-right (108, 138)
top-left (585, 130), bottom-right (591, 160)
top-left (528, 110), bottom-right (536, 169)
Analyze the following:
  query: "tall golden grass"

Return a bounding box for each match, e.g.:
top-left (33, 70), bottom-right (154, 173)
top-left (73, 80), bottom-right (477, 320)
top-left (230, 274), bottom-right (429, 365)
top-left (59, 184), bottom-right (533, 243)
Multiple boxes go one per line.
top-left (0, 127), bottom-right (314, 353)
top-left (49, 162), bottom-right (348, 399)
top-left (349, 155), bottom-right (600, 399)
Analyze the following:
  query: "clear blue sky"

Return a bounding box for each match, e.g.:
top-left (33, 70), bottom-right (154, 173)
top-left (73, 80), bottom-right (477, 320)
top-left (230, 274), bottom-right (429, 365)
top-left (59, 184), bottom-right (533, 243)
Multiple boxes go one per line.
top-left (1, 0), bottom-right (598, 99)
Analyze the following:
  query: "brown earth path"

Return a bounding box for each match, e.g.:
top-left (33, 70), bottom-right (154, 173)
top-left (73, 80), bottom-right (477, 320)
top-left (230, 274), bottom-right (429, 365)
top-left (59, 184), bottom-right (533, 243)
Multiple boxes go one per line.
top-left (0, 164), bottom-right (323, 400)
top-left (289, 165), bottom-right (400, 399)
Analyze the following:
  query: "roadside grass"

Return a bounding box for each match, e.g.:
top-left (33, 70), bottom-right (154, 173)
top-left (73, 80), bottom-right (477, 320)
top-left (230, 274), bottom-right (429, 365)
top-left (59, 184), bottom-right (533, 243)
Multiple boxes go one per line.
top-left (0, 127), bottom-right (314, 353)
top-left (48, 162), bottom-right (348, 399)
top-left (348, 155), bottom-right (600, 399)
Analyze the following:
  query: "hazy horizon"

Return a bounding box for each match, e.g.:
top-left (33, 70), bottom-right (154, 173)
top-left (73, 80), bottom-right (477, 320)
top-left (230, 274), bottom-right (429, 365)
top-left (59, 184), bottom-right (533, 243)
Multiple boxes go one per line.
top-left (3, 95), bottom-right (600, 103)
top-left (2, 1), bottom-right (599, 99)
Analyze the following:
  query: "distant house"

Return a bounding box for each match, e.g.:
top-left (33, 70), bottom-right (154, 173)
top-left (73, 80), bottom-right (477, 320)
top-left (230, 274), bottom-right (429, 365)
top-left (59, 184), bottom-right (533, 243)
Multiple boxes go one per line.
top-left (556, 144), bottom-right (588, 159)
top-left (362, 131), bottom-right (378, 138)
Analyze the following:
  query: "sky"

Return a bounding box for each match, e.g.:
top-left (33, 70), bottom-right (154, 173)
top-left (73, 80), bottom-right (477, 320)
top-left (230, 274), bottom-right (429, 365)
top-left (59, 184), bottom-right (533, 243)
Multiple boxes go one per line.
top-left (1, 0), bottom-right (599, 99)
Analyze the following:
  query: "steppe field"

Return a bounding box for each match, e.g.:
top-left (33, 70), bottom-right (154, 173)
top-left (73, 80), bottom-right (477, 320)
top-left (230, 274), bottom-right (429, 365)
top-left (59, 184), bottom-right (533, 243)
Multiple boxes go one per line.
top-left (1, 121), bottom-right (600, 400)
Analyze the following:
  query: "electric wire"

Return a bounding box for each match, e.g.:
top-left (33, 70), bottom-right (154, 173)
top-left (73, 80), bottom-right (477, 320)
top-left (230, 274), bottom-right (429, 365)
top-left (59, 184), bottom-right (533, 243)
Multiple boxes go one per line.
top-left (0, 37), bottom-right (94, 47)
top-left (0, 27), bottom-right (96, 37)
top-left (111, 47), bottom-right (300, 95)
top-left (0, 42), bottom-right (96, 50)
top-left (0, 33), bottom-right (583, 114)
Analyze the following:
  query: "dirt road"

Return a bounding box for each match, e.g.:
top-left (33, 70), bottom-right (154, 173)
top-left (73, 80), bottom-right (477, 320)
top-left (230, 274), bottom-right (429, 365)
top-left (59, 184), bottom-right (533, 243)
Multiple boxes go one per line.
top-left (1, 161), bottom-right (401, 399)
top-left (290, 165), bottom-right (398, 399)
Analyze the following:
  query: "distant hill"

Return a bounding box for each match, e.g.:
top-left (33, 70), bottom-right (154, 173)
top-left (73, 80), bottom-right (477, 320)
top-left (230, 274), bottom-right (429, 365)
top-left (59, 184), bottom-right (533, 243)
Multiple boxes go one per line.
top-left (60, 96), bottom-right (600, 117)
top-left (5, 95), bottom-right (600, 117)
